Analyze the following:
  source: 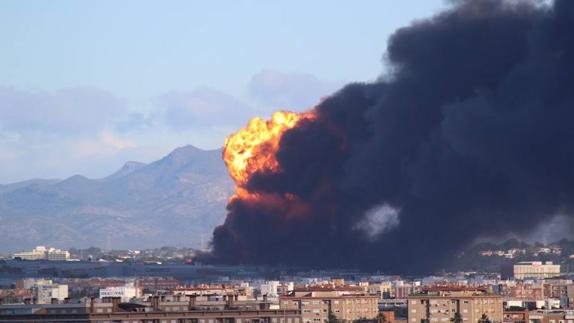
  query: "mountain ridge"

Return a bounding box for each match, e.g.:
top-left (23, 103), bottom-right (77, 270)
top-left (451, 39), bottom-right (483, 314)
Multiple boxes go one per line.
top-left (0, 145), bottom-right (233, 253)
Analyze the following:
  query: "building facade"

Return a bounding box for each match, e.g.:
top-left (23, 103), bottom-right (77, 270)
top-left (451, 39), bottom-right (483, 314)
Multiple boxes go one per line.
top-left (13, 246), bottom-right (70, 261)
top-left (280, 291), bottom-right (378, 323)
top-left (0, 302), bottom-right (302, 323)
top-left (99, 284), bottom-right (141, 302)
top-left (407, 289), bottom-right (503, 323)
top-left (513, 262), bottom-right (561, 280)
top-left (34, 284), bottom-right (68, 304)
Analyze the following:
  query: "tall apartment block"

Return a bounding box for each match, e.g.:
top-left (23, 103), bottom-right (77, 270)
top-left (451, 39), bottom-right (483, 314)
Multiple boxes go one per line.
top-left (407, 288), bottom-right (503, 323)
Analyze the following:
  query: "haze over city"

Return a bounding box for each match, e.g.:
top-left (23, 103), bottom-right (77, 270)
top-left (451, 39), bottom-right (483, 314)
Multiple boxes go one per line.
top-left (2, 1), bottom-right (574, 322)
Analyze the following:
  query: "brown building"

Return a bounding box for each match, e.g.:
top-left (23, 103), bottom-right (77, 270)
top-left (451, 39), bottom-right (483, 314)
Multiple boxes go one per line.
top-left (407, 288), bottom-right (503, 323)
top-left (505, 284), bottom-right (545, 300)
top-left (527, 309), bottom-right (574, 323)
top-left (543, 282), bottom-right (568, 300)
top-left (503, 310), bottom-right (528, 323)
top-left (0, 297), bottom-right (302, 323)
top-left (280, 290), bottom-right (379, 323)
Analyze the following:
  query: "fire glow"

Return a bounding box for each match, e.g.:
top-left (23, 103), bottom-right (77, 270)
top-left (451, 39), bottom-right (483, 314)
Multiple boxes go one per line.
top-left (223, 111), bottom-right (315, 187)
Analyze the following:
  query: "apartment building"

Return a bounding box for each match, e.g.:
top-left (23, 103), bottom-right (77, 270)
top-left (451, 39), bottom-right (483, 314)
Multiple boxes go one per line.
top-left (368, 282), bottom-right (392, 299)
top-left (0, 300), bottom-right (302, 323)
top-left (527, 309), bottom-right (574, 323)
top-left (280, 290), bottom-right (379, 323)
top-left (514, 262), bottom-right (561, 280)
top-left (34, 284), bottom-right (68, 304)
top-left (407, 288), bottom-right (503, 323)
top-left (504, 283), bottom-right (545, 300)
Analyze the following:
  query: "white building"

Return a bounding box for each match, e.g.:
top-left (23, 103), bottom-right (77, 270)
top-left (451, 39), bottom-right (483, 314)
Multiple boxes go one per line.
top-left (260, 281), bottom-right (279, 297)
top-left (17, 278), bottom-right (53, 290)
top-left (99, 284), bottom-right (140, 302)
top-left (13, 246), bottom-right (48, 260)
top-left (46, 248), bottom-right (70, 261)
top-left (513, 261), bottom-right (561, 279)
top-left (13, 246), bottom-right (70, 261)
top-left (35, 284), bottom-right (68, 304)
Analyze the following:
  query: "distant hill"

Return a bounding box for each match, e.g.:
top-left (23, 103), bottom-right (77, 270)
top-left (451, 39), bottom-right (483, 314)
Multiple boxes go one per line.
top-left (0, 145), bottom-right (234, 253)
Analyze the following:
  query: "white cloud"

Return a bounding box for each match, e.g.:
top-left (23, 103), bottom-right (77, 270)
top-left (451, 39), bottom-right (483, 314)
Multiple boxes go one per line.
top-left (0, 87), bottom-right (125, 135)
top-left (249, 69), bottom-right (343, 110)
top-left (100, 131), bottom-right (136, 150)
top-left (72, 131), bottom-right (137, 158)
top-left (0, 71), bottom-right (342, 183)
top-left (154, 88), bottom-right (256, 131)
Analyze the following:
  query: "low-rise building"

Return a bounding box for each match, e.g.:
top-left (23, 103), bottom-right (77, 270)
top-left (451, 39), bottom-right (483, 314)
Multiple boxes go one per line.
top-left (12, 246), bottom-right (70, 261)
top-left (513, 262), bottom-right (561, 280)
top-left (527, 309), bottom-right (574, 323)
top-left (99, 284), bottom-right (140, 302)
top-left (503, 309), bottom-right (528, 323)
top-left (34, 284), bottom-right (68, 304)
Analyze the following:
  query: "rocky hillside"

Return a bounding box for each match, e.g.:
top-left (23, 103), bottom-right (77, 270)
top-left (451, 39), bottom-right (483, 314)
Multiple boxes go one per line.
top-left (0, 145), bottom-right (234, 253)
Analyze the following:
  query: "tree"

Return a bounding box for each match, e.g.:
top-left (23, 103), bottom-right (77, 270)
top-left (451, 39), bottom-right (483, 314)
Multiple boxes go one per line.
top-left (327, 312), bottom-right (346, 323)
top-left (478, 314), bottom-right (491, 323)
top-left (451, 312), bottom-right (463, 323)
top-left (377, 312), bottom-right (388, 323)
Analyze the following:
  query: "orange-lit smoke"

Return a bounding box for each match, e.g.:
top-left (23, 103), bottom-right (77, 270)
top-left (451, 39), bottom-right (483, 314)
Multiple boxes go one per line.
top-left (223, 111), bottom-right (315, 198)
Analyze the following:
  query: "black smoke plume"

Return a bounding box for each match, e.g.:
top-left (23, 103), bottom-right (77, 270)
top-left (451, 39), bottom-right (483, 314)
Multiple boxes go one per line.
top-left (209, 0), bottom-right (574, 273)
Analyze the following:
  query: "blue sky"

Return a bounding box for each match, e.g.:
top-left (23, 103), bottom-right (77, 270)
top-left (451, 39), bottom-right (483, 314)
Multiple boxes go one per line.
top-left (0, 0), bottom-right (446, 183)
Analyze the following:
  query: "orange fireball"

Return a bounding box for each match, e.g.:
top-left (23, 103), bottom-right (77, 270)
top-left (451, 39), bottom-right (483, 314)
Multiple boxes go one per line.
top-left (223, 111), bottom-right (315, 186)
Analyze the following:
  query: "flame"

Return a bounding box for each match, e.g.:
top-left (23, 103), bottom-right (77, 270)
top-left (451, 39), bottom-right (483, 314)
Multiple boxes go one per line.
top-left (223, 111), bottom-right (315, 187)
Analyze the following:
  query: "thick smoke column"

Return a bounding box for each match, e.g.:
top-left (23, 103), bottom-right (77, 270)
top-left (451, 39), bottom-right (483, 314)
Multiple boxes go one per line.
top-left (210, 0), bottom-right (574, 273)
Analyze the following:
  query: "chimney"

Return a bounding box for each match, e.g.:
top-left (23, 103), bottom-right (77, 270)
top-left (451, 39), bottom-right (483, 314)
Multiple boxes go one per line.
top-left (112, 297), bottom-right (121, 312)
top-left (151, 296), bottom-right (160, 311)
top-left (188, 295), bottom-right (196, 310)
top-left (229, 294), bottom-right (236, 308)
